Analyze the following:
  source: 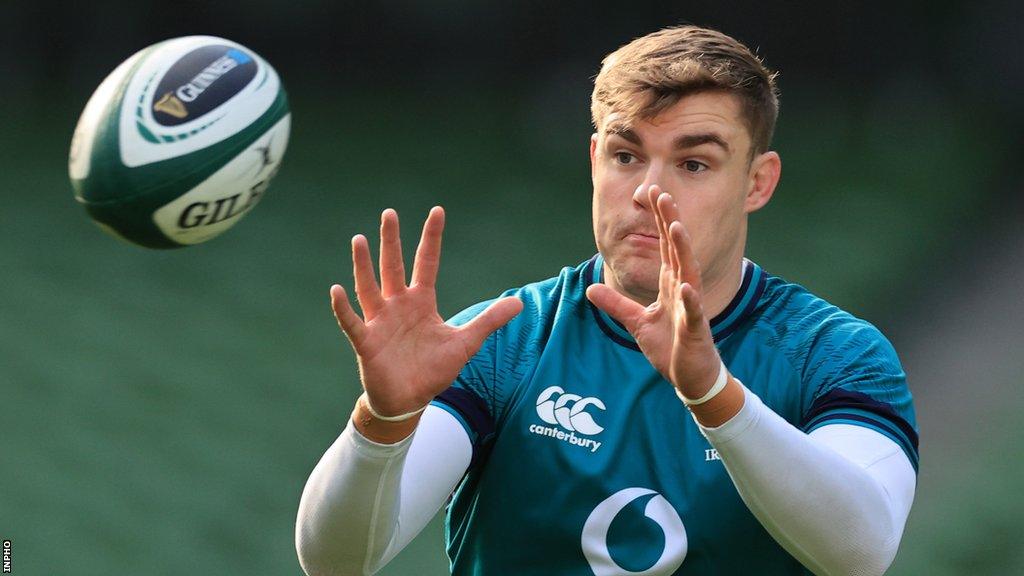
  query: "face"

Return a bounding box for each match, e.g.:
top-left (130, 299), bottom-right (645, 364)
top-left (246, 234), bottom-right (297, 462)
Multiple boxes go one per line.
top-left (590, 91), bottom-right (780, 305)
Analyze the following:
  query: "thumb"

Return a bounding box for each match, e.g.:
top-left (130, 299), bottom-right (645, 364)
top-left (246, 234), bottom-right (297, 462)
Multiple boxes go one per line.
top-left (586, 284), bottom-right (644, 334)
top-left (458, 296), bottom-right (524, 356)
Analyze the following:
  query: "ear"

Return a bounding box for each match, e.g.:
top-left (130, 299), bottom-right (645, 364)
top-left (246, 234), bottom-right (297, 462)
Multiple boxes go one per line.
top-left (745, 151), bottom-right (781, 214)
top-left (590, 133), bottom-right (599, 179)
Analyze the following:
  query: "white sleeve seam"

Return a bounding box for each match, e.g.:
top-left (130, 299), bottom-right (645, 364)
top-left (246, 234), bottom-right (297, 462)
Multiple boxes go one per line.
top-left (362, 454), bottom-right (398, 576)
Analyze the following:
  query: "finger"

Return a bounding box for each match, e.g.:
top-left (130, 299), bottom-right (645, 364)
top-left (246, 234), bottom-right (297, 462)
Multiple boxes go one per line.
top-left (670, 220), bottom-right (704, 292)
top-left (458, 296), bottom-right (525, 357)
top-left (330, 284), bottom-right (367, 345)
top-left (678, 282), bottom-right (706, 335)
top-left (657, 193), bottom-right (681, 277)
top-left (411, 206), bottom-right (445, 288)
top-left (352, 234), bottom-right (385, 318)
top-left (648, 186), bottom-right (671, 271)
top-left (648, 187), bottom-right (675, 301)
top-left (586, 284), bottom-right (646, 335)
top-left (379, 208), bottom-right (407, 296)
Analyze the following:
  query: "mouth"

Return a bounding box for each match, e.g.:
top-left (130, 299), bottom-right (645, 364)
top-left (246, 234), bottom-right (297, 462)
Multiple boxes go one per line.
top-left (624, 232), bottom-right (660, 247)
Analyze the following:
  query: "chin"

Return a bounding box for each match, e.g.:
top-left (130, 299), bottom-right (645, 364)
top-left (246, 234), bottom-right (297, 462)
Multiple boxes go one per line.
top-left (606, 257), bottom-right (659, 302)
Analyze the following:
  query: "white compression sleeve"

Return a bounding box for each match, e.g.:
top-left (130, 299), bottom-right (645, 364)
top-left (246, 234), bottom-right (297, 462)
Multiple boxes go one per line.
top-left (700, 388), bottom-right (916, 576)
top-left (295, 405), bottom-right (472, 576)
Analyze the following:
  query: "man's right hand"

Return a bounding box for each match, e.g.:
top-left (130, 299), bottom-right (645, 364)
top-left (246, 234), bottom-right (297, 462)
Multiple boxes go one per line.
top-left (330, 207), bottom-right (523, 441)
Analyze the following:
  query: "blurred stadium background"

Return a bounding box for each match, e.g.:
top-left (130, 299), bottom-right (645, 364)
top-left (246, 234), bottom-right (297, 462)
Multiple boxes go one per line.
top-left (2, 1), bottom-right (1022, 574)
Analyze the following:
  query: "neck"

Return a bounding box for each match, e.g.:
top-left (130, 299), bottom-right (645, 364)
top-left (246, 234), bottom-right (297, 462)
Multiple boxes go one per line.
top-left (604, 256), bottom-right (746, 322)
top-left (699, 258), bottom-right (746, 321)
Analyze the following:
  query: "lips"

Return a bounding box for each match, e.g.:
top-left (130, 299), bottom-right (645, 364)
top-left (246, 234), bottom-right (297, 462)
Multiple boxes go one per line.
top-left (624, 231), bottom-right (660, 249)
top-left (623, 230), bottom-right (659, 240)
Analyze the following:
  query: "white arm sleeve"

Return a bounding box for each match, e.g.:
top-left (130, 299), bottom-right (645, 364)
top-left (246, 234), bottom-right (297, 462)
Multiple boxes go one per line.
top-left (295, 405), bottom-right (472, 576)
top-left (701, 387), bottom-right (916, 576)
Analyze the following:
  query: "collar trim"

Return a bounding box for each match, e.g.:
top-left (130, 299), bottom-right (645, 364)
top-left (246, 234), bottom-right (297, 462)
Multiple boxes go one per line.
top-left (585, 254), bottom-right (765, 350)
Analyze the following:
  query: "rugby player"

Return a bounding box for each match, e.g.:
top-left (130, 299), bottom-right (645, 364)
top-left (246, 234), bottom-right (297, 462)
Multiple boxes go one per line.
top-left (295, 25), bottom-right (918, 576)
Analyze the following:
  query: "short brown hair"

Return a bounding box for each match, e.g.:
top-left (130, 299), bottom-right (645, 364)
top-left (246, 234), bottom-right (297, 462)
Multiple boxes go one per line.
top-left (591, 25), bottom-right (780, 156)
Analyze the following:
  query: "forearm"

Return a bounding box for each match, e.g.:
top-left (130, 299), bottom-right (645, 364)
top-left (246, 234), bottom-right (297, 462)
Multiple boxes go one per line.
top-left (700, 388), bottom-right (915, 576)
top-left (295, 405), bottom-right (471, 576)
top-left (295, 417), bottom-right (412, 576)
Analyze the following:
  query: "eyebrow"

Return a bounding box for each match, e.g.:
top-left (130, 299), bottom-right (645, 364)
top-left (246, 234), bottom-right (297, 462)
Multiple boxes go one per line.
top-left (606, 126), bottom-right (643, 145)
top-left (673, 133), bottom-right (731, 153)
top-left (606, 127), bottom-right (731, 154)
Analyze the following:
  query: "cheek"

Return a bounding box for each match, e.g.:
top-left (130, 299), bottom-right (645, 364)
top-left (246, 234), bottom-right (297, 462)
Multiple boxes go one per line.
top-left (685, 198), bottom-right (745, 272)
top-left (592, 190), bottom-right (614, 248)
top-left (592, 178), bottom-right (621, 225)
top-left (674, 186), bottom-right (736, 249)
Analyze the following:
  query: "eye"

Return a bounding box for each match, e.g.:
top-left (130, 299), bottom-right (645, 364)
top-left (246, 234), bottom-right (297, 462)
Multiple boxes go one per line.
top-left (682, 160), bottom-right (707, 173)
top-left (614, 152), bottom-right (637, 165)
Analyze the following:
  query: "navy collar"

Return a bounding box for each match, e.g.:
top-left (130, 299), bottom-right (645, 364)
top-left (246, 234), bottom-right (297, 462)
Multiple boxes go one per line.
top-left (585, 254), bottom-right (766, 351)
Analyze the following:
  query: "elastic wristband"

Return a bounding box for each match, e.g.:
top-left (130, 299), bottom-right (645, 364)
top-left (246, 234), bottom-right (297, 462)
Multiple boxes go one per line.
top-left (360, 392), bottom-right (428, 422)
top-left (677, 360), bottom-right (729, 406)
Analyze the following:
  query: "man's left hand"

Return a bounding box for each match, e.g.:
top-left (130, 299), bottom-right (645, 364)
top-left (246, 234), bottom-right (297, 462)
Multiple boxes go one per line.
top-left (586, 186), bottom-right (723, 401)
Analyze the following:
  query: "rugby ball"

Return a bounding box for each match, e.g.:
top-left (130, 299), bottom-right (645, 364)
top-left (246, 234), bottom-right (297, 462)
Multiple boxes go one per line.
top-left (69, 36), bottom-right (290, 248)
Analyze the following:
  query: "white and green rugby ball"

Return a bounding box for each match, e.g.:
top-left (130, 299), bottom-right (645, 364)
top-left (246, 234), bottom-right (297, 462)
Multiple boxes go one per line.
top-left (69, 36), bottom-right (290, 248)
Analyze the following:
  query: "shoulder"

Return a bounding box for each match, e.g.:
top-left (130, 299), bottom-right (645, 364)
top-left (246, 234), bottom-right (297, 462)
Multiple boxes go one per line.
top-left (434, 257), bottom-right (596, 457)
top-left (753, 271), bottom-right (903, 389)
top-left (441, 255), bottom-right (595, 404)
top-left (749, 268), bottom-right (918, 468)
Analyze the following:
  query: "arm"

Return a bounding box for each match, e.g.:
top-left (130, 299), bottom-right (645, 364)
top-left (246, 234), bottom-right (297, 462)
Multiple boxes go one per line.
top-left (295, 405), bottom-right (472, 576)
top-left (588, 187), bottom-right (915, 574)
top-left (296, 207), bottom-right (521, 575)
top-left (701, 388), bottom-right (915, 576)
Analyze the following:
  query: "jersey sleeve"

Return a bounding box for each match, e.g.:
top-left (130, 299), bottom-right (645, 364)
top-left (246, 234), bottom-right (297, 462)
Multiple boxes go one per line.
top-left (797, 319), bottom-right (920, 472)
top-left (430, 286), bottom-right (546, 467)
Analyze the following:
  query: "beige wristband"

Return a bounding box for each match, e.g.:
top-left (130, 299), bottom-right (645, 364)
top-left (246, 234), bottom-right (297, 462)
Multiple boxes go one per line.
top-left (359, 392), bottom-right (428, 422)
top-left (676, 360), bottom-right (729, 406)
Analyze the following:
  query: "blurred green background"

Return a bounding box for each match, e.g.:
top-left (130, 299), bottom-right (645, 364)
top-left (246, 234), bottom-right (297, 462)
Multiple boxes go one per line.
top-left (2, 1), bottom-right (1023, 574)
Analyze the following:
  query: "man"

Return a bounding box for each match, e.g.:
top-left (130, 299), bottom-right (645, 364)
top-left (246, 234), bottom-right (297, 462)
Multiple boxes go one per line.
top-left (295, 25), bottom-right (918, 576)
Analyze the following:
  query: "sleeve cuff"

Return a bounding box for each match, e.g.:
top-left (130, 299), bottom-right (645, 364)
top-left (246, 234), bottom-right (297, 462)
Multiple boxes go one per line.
top-left (346, 419), bottom-right (418, 458)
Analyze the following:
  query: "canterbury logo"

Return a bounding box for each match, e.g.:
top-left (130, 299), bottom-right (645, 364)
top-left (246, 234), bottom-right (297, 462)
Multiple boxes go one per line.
top-left (528, 386), bottom-right (605, 453)
top-left (536, 386), bottom-right (605, 434)
top-left (153, 92), bottom-right (188, 118)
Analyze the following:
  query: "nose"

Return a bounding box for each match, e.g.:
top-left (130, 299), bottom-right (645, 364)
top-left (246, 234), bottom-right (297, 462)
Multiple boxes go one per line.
top-left (631, 183), bottom-right (648, 207)
top-left (632, 167), bottom-right (666, 209)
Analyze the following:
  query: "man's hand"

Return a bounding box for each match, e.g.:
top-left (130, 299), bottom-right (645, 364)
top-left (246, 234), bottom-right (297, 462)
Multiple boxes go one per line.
top-left (586, 187), bottom-right (726, 407)
top-left (330, 207), bottom-right (523, 439)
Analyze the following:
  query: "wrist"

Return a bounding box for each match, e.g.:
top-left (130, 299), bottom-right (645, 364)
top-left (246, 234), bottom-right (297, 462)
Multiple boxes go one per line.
top-left (687, 376), bottom-right (745, 428)
top-left (360, 392), bottom-right (428, 422)
top-left (675, 361), bottom-right (746, 428)
top-left (677, 360), bottom-right (729, 406)
top-left (351, 395), bottom-right (424, 444)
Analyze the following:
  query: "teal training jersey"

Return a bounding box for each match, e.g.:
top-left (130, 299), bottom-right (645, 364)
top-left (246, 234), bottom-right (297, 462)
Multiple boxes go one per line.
top-left (432, 255), bottom-right (918, 576)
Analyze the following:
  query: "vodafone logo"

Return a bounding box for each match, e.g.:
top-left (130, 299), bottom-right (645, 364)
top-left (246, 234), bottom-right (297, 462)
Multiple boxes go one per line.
top-left (528, 386), bottom-right (605, 453)
top-left (582, 488), bottom-right (687, 576)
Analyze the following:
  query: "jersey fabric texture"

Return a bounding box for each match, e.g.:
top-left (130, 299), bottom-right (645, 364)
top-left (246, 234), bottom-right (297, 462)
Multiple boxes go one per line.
top-left (431, 254), bottom-right (918, 576)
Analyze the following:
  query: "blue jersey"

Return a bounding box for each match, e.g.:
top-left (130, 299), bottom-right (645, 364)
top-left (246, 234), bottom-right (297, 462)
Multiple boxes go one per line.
top-left (432, 255), bottom-right (918, 575)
